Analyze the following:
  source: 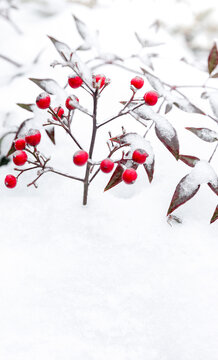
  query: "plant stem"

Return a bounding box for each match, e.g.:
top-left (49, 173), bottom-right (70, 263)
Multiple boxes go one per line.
top-left (83, 90), bottom-right (98, 205)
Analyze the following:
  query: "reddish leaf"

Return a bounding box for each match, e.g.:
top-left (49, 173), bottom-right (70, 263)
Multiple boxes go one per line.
top-left (143, 157), bottom-right (155, 182)
top-left (104, 164), bottom-right (124, 191)
top-left (167, 174), bottom-right (200, 215)
top-left (208, 42), bottom-right (218, 74)
top-left (208, 182), bottom-right (218, 196)
top-left (186, 127), bottom-right (218, 142)
top-left (45, 126), bottom-right (55, 145)
top-left (179, 154), bottom-right (200, 168)
top-left (155, 123), bottom-right (179, 159)
top-left (210, 205), bottom-right (218, 224)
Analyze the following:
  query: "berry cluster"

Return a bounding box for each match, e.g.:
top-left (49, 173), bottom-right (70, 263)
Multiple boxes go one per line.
top-left (4, 68), bottom-right (157, 207)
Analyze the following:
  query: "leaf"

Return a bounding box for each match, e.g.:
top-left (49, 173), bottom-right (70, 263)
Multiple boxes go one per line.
top-left (210, 205), bottom-right (218, 223)
top-left (141, 67), bottom-right (165, 95)
top-left (167, 174), bottom-right (201, 215)
top-left (6, 142), bottom-right (16, 157)
top-left (143, 158), bottom-right (154, 183)
top-left (29, 78), bottom-right (62, 95)
top-left (165, 103), bottom-right (173, 114)
top-left (154, 122), bottom-right (179, 159)
top-left (0, 156), bottom-right (10, 167)
top-left (210, 65), bottom-right (218, 78)
top-left (208, 181), bottom-right (218, 196)
top-left (104, 164), bottom-right (124, 191)
top-left (208, 92), bottom-right (218, 120)
top-left (185, 127), bottom-right (218, 142)
top-left (17, 103), bottom-right (34, 112)
top-left (132, 105), bottom-right (180, 159)
top-left (179, 154), bottom-right (200, 168)
top-left (208, 42), bottom-right (218, 74)
top-left (173, 97), bottom-right (205, 114)
top-left (73, 15), bottom-right (99, 51)
top-left (45, 126), bottom-right (55, 145)
top-left (48, 36), bottom-right (72, 61)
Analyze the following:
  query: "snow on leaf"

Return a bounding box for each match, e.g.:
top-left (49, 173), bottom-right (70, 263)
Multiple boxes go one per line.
top-left (17, 103), bottom-right (34, 112)
top-left (179, 154), bottom-right (200, 168)
top-left (104, 164), bottom-right (124, 192)
top-left (186, 127), bottom-right (218, 142)
top-left (132, 105), bottom-right (179, 159)
top-left (208, 41), bottom-right (218, 74)
top-left (141, 67), bottom-right (165, 95)
top-left (165, 103), bottom-right (173, 114)
top-left (208, 92), bottom-right (218, 119)
top-left (143, 158), bottom-right (155, 183)
top-left (210, 65), bottom-right (218, 78)
top-left (45, 126), bottom-right (55, 145)
top-left (29, 78), bottom-right (62, 95)
top-left (48, 36), bottom-right (72, 61)
top-left (172, 96), bottom-right (205, 114)
top-left (73, 15), bottom-right (99, 51)
top-left (208, 180), bottom-right (218, 196)
top-left (167, 160), bottom-right (218, 215)
top-left (210, 205), bottom-right (218, 223)
top-left (167, 174), bottom-right (200, 215)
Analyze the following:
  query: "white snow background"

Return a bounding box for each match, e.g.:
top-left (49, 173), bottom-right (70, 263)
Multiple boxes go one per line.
top-left (0, 0), bottom-right (218, 359)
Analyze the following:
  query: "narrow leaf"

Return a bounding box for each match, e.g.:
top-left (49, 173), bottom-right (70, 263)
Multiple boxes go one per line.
top-left (48, 36), bottom-right (72, 61)
top-left (167, 174), bottom-right (200, 215)
top-left (17, 103), bottom-right (34, 112)
top-left (141, 67), bottom-right (165, 95)
top-left (186, 127), bottom-right (218, 142)
top-left (0, 156), bottom-right (10, 166)
top-left (29, 78), bottom-right (61, 95)
top-left (208, 181), bottom-right (218, 196)
top-left (6, 142), bottom-right (16, 157)
top-left (210, 205), bottom-right (218, 223)
top-left (143, 157), bottom-right (155, 183)
top-left (179, 154), bottom-right (200, 168)
top-left (208, 42), bottom-right (218, 74)
top-left (104, 164), bottom-right (124, 191)
top-left (45, 126), bottom-right (55, 145)
top-left (173, 97), bottom-right (205, 114)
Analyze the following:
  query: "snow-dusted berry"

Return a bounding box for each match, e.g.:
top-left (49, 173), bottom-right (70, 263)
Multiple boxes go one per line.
top-left (36, 92), bottom-right (51, 109)
top-left (100, 159), bottom-right (114, 173)
top-left (52, 107), bottom-right (64, 120)
top-left (25, 129), bottom-right (41, 147)
top-left (131, 76), bottom-right (144, 89)
top-left (14, 138), bottom-right (26, 150)
top-left (5, 174), bottom-right (17, 188)
top-left (122, 168), bottom-right (137, 184)
top-left (132, 149), bottom-right (148, 164)
top-left (68, 75), bottom-right (83, 89)
top-left (144, 91), bottom-right (158, 106)
top-left (13, 150), bottom-right (27, 166)
top-left (65, 96), bottom-right (79, 110)
top-left (93, 74), bottom-right (106, 89)
top-left (73, 150), bottom-right (88, 166)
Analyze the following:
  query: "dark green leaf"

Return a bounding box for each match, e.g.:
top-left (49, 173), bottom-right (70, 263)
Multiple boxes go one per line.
top-left (104, 164), bottom-right (124, 192)
top-left (210, 205), bottom-right (218, 223)
top-left (45, 126), bottom-right (55, 145)
top-left (17, 103), bottom-right (34, 112)
top-left (208, 42), bottom-right (218, 74)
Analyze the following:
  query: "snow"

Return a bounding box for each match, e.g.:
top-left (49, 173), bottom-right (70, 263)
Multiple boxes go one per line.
top-left (0, 1), bottom-right (218, 360)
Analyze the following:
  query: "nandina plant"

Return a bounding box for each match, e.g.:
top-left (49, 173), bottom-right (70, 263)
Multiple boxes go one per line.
top-left (4, 23), bottom-right (218, 224)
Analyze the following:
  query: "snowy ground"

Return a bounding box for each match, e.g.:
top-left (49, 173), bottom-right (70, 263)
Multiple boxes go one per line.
top-left (0, 1), bottom-right (218, 359)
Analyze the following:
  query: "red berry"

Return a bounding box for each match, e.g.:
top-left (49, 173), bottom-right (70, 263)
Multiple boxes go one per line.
top-left (5, 174), bottom-right (17, 188)
top-left (122, 168), bottom-right (137, 184)
top-left (36, 92), bottom-right (51, 109)
top-left (13, 150), bottom-right (27, 166)
top-left (100, 159), bottom-right (114, 173)
top-left (93, 74), bottom-right (106, 89)
top-left (130, 76), bottom-right (144, 89)
top-left (14, 138), bottom-right (26, 150)
top-left (73, 150), bottom-right (88, 166)
top-left (68, 75), bottom-right (83, 89)
top-left (65, 96), bottom-right (79, 110)
top-left (52, 107), bottom-right (64, 120)
top-left (132, 149), bottom-right (148, 164)
top-left (25, 129), bottom-right (41, 147)
top-left (144, 91), bottom-right (158, 106)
